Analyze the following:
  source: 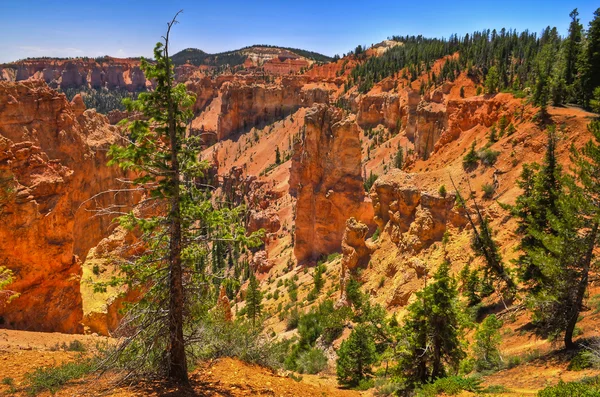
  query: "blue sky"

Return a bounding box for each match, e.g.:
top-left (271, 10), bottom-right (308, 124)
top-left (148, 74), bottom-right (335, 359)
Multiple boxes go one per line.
top-left (0, 1), bottom-right (598, 63)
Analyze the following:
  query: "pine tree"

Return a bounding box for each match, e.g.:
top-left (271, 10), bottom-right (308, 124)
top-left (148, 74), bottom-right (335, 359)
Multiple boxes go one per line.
top-left (485, 66), bottom-right (500, 94)
top-left (246, 272), bottom-right (263, 326)
top-left (336, 324), bottom-right (377, 386)
top-left (473, 314), bottom-right (503, 371)
top-left (521, 121), bottom-right (600, 349)
top-left (396, 261), bottom-right (465, 386)
top-left (581, 8), bottom-right (600, 107)
top-left (511, 127), bottom-right (562, 289)
top-left (275, 146), bottom-right (281, 164)
top-left (104, 13), bottom-right (260, 382)
top-left (564, 9), bottom-right (583, 86)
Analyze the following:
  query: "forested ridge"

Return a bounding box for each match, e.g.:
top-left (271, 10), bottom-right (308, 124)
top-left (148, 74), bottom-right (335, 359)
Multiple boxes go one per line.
top-left (349, 8), bottom-right (600, 113)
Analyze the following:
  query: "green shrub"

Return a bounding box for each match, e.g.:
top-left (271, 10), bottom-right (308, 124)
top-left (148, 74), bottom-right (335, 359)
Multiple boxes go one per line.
top-left (364, 171), bottom-right (379, 192)
top-left (478, 148), bottom-right (500, 166)
top-left (537, 377), bottom-right (600, 396)
top-left (463, 141), bottom-right (478, 169)
top-left (296, 348), bottom-right (328, 374)
top-left (568, 350), bottom-right (596, 371)
top-left (23, 359), bottom-right (95, 396)
top-left (439, 184), bottom-right (447, 197)
top-left (286, 307), bottom-right (300, 330)
top-left (482, 183), bottom-right (496, 199)
top-left (416, 376), bottom-right (483, 397)
top-left (67, 340), bottom-right (86, 352)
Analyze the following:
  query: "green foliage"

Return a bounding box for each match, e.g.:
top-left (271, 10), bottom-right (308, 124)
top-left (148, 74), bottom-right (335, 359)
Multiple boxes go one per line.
top-left (102, 19), bottom-right (263, 381)
top-left (463, 141), bottom-right (479, 169)
top-left (395, 261), bottom-right (465, 386)
top-left (296, 348), bottom-right (328, 374)
top-left (246, 273), bottom-right (263, 326)
top-left (517, 121), bottom-right (600, 348)
top-left (23, 359), bottom-right (95, 396)
top-left (568, 350), bottom-right (596, 371)
top-left (478, 148), bottom-right (500, 166)
top-left (364, 171), bottom-right (379, 192)
top-left (415, 376), bottom-right (483, 397)
top-left (473, 314), bottom-right (503, 371)
top-left (537, 376), bottom-right (600, 397)
top-left (336, 324), bottom-right (378, 387)
top-left (394, 147), bottom-right (404, 169)
top-left (191, 310), bottom-right (290, 370)
top-left (459, 263), bottom-right (481, 306)
top-left (61, 87), bottom-right (141, 114)
top-left (482, 183), bottom-right (495, 199)
top-left (438, 184), bottom-right (447, 197)
top-left (485, 66), bottom-right (500, 94)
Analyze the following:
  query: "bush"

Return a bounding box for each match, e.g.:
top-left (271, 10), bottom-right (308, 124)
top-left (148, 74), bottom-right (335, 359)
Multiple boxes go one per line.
top-left (439, 184), bottom-right (447, 197)
top-left (191, 311), bottom-right (289, 370)
top-left (568, 350), bottom-right (596, 371)
top-left (463, 141), bottom-right (478, 169)
top-left (538, 377), bottom-right (600, 396)
top-left (482, 183), bottom-right (495, 199)
top-left (286, 307), bottom-right (300, 330)
top-left (416, 376), bottom-right (483, 397)
top-left (477, 148), bottom-right (500, 166)
top-left (23, 359), bottom-right (95, 396)
top-left (296, 348), bottom-right (328, 374)
top-left (67, 340), bottom-right (86, 352)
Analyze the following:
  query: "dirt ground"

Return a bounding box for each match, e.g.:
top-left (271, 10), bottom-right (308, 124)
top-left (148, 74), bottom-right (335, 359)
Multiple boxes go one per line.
top-left (0, 329), bottom-right (362, 397)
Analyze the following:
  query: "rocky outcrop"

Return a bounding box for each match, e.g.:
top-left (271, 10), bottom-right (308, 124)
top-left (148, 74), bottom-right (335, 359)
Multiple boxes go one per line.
top-left (357, 93), bottom-right (403, 131)
top-left (250, 250), bottom-right (274, 273)
top-left (217, 79), bottom-right (329, 140)
top-left (290, 105), bottom-right (373, 264)
top-left (1, 58), bottom-right (150, 91)
top-left (338, 218), bottom-right (372, 306)
top-left (0, 81), bottom-right (135, 333)
top-left (371, 170), bottom-right (465, 254)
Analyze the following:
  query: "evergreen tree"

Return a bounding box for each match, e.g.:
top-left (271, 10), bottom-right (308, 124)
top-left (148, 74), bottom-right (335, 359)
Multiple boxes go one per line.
top-left (511, 127), bottom-right (562, 289)
top-left (246, 272), bottom-right (263, 326)
top-left (275, 146), bottom-right (282, 164)
top-left (484, 66), bottom-right (500, 94)
top-left (336, 324), bottom-right (377, 386)
top-left (564, 9), bottom-right (583, 86)
top-left (394, 146), bottom-right (404, 169)
top-left (396, 261), bottom-right (465, 386)
top-left (473, 314), bottom-right (503, 371)
top-left (581, 8), bottom-right (600, 107)
top-left (104, 13), bottom-right (260, 382)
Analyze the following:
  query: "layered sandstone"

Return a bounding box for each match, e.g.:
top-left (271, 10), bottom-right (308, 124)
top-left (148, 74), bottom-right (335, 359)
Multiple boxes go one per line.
top-left (290, 105), bottom-right (373, 264)
top-left (216, 79), bottom-right (330, 140)
top-left (1, 58), bottom-right (150, 91)
top-left (0, 81), bottom-right (134, 333)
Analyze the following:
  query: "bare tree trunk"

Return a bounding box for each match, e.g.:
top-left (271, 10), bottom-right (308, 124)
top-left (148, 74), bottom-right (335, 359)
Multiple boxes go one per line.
top-left (564, 221), bottom-right (599, 349)
top-left (164, 12), bottom-right (188, 384)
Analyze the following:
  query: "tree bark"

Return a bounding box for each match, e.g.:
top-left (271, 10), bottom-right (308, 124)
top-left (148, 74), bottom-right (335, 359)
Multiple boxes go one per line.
top-left (564, 221), bottom-right (599, 349)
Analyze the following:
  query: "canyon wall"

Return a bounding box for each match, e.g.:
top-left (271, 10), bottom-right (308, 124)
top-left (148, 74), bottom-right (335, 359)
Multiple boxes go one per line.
top-left (0, 81), bottom-right (134, 333)
top-left (216, 78), bottom-right (330, 140)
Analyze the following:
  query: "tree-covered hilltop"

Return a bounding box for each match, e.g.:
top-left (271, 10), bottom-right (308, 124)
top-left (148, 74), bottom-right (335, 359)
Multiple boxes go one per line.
top-left (170, 45), bottom-right (332, 67)
top-left (349, 8), bottom-right (600, 111)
